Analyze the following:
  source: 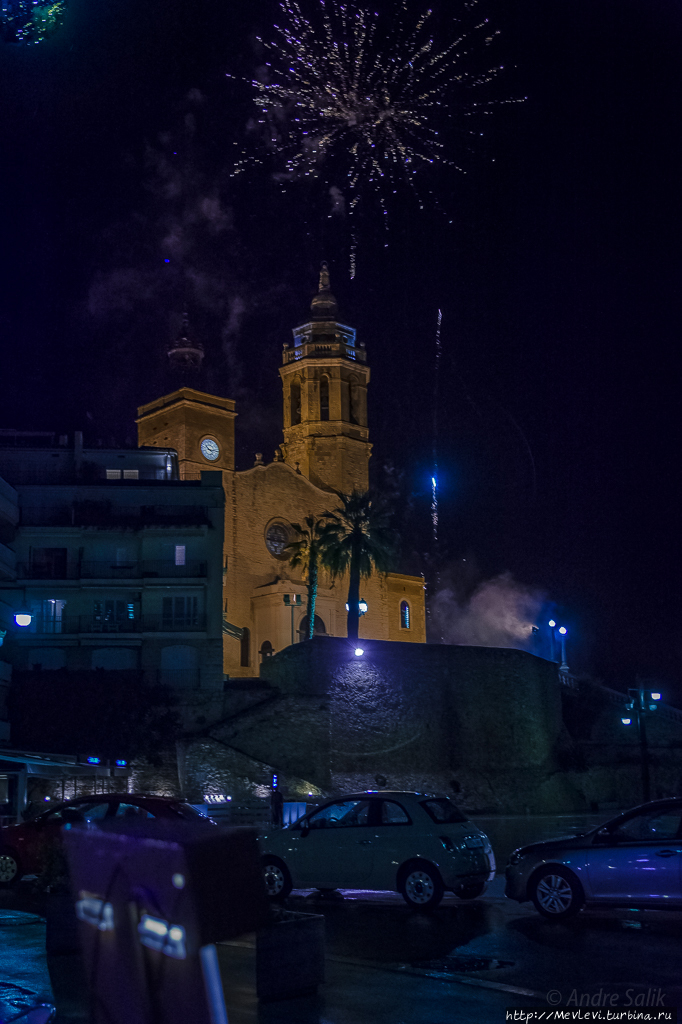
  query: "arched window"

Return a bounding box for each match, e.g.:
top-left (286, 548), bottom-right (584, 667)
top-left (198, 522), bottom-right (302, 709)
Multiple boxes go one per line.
top-left (260, 640), bottom-right (273, 662)
top-left (240, 626), bottom-right (251, 667)
top-left (290, 381), bottom-right (301, 426)
top-left (319, 376), bottom-right (329, 421)
top-left (349, 375), bottom-right (360, 425)
top-left (298, 614), bottom-right (327, 639)
top-left (400, 601), bottom-right (410, 630)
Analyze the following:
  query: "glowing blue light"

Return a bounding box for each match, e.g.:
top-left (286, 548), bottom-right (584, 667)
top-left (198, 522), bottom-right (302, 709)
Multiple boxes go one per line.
top-left (548, 620), bottom-right (556, 628)
top-left (431, 476), bottom-right (437, 489)
top-left (354, 648), bottom-right (364, 657)
top-left (621, 718), bottom-right (632, 726)
top-left (14, 613), bottom-right (32, 627)
top-left (164, 258), bottom-right (170, 263)
top-left (87, 756), bottom-right (100, 765)
top-left (558, 626), bottom-right (567, 635)
top-left (651, 692), bottom-right (661, 701)
top-left (115, 759), bottom-right (127, 767)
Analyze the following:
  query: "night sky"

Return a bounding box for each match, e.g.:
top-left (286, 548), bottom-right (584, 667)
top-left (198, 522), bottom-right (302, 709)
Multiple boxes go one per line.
top-left (1, 0), bottom-right (681, 695)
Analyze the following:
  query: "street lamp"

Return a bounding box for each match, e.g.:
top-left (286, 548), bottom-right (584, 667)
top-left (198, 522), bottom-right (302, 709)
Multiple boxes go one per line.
top-left (558, 626), bottom-right (568, 671)
top-left (548, 621), bottom-right (569, 671)
top-left (14, 607), bottom-right (32, 627)
top-left (621, 687), bottom-right (661, 802)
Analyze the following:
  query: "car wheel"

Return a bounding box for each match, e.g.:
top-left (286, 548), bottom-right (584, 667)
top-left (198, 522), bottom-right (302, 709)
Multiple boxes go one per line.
top-left (0, 849), bottom-right (21, 888)
top-left (454, 881), bottom-right (486, 900)
top-left (399, 862), bottom-right (444, 909)
top-left (530, 867), bottom-right (584, 920)
top-left (262, 857), bottom-right (292, 900)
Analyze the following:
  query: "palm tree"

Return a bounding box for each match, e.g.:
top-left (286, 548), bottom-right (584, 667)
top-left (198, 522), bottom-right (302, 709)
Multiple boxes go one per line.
top-left (320, 491), bottom-right (397, 641)
top-left (286, 515), bottom-right (332, 641)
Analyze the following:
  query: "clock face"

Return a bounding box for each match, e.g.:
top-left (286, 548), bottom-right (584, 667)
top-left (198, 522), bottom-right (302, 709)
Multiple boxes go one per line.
top-left (200, 438), bottom-right (220, 462)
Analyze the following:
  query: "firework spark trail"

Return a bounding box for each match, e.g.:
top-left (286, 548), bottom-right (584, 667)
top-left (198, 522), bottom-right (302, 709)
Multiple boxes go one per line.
top-left (228, 0), bottom-right (518, 272)
top-left (432, 307), bottom-right (442, 550)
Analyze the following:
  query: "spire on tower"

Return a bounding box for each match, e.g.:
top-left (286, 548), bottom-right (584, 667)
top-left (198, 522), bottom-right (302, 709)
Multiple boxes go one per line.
top-left (310, 260), bottom-right (339, 321)
top-left (167, 308), bottom-right (204, 371)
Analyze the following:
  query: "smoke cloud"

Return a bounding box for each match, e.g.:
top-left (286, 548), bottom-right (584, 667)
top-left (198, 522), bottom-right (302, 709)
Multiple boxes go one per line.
top-left (430, 571), bottom-right (546, 651)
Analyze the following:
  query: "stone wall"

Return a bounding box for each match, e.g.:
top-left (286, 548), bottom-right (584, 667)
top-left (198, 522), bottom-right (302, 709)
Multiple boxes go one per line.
top-left (135, 639), bottom-right (682, 814)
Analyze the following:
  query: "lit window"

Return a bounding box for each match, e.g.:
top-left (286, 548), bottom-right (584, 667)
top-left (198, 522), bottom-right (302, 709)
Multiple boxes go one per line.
top-left (174, 545), bottom-right (186, 566)
top-left (123, 469), bottom-right (139, 480)
top-left (400, 601), bottom-right (410, 629)
top-left (106, 469), bottom-right (121, 480)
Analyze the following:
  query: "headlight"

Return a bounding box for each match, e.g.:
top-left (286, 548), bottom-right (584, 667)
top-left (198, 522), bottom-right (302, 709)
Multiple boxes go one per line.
top-left (508, 848), bottom-right (524, 866)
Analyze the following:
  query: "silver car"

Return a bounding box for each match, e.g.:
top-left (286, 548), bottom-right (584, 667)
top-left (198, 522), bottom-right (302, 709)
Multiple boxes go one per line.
top-left (505, 798), bottom-right (682, 920)
top-left (259, 791), bottom-right (496, 908)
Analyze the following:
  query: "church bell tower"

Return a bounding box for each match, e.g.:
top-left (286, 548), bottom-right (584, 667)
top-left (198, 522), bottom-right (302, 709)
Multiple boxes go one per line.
top-left (279, 263), bottom-right (371, 494)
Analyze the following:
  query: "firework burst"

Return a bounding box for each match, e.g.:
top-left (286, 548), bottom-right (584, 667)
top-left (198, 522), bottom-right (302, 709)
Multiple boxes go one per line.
top-left (229, 0), bottom-right (515, 269)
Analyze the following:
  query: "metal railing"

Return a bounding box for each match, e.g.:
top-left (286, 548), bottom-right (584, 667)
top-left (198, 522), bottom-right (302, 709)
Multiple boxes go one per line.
top-left (283, 340), bottom-right (366, 364)
top-left (30, 614), bottom-right (207, 635)
top-left (20, 504), bottom-right (211, 528)
top-left (141, 560), bottom-right (207, 578)
top-left (17, 559), bottom-right (208, 580)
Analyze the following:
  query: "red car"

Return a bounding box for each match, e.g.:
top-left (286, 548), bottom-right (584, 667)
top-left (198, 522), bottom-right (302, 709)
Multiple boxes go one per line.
top-left (0, 793), bottom-right (212, 886)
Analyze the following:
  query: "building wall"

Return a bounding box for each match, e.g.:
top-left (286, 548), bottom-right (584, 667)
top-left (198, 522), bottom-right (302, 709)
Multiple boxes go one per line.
top-left (0, 473), bottom-right (225, 692)
top-left (221, 461), bottom-right (425, 676)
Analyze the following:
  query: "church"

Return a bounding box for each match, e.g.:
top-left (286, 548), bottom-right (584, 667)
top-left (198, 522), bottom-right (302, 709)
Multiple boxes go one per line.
top-left (136, 263), bottom-right (426, 677)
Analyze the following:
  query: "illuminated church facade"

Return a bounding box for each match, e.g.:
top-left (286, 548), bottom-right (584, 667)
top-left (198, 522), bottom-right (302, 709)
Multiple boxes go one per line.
top-left (137, 264), bottom-right (426, 677)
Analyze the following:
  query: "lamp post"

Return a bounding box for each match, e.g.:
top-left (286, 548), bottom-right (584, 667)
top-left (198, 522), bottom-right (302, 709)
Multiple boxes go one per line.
top-left (558, 626), bottom-right (568, 672)
top-left (621, 687), bottom-right (661, 802)
top-left (282, 594), bottom-right (302, 646)
top-left (548, 620), bottom-right (569, 671)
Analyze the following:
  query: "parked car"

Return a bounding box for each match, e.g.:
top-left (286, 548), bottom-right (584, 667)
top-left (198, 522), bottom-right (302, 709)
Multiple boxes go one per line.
top-left (258, 791), bottom-right (496, 909)
top-left (505, 797), bottom-right (682, 921)
top-left (0, 793), bottom-right (212, 886)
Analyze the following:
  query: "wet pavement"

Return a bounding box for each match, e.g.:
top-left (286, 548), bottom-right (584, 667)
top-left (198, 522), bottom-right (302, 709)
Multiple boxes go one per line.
top-left (2, 811), bottom-right (682, 1021)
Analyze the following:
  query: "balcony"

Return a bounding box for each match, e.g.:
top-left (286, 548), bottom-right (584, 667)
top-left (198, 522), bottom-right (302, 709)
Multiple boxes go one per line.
top-left (141, 560), bottom-right (207, 578)
top-left (283, 340), bottom-right (366, 364)
top-left (20, 504), bottom-right (211, 528)
top-left (143, 614), bottom-right (206, 633)
top-left (29, 614), bottom-right (207, 635)
top-left (17, 559), bottom-right (208, 581)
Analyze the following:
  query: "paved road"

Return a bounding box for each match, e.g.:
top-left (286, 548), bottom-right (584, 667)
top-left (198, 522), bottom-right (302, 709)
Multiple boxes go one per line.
top-left (278, 876), bottom-right (682, 1011)
top-left (3, 871), bottom-right (681, 1023)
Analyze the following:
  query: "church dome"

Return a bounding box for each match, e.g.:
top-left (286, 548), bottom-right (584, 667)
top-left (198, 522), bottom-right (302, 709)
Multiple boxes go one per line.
top-left (310, 261), bottom-right (338, 321)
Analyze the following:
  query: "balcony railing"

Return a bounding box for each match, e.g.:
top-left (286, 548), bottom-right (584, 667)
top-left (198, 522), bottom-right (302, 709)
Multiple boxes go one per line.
top-left (141, 560), bottom-right (207, 578)
top-left (30, 614), bottom-right (207, 635)
top-left (20, 504), bottom-right (211, 528)
top-left (145, 614), bottom-right (207, 633)
top-left (17, 560), bottom-right (208, 580)
top-left (283, 340), bottom-right (366, 364)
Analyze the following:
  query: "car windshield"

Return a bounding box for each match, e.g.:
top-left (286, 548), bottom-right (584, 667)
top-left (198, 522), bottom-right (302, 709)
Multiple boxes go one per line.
top-left (420, 798), bottom-right (468, 824)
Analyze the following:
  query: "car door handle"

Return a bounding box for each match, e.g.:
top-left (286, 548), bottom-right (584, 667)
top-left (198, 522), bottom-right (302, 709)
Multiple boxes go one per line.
top-left (655, 849), bottom-right (679, 857)
top-left (356, 840), bottom-right (372, 845)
